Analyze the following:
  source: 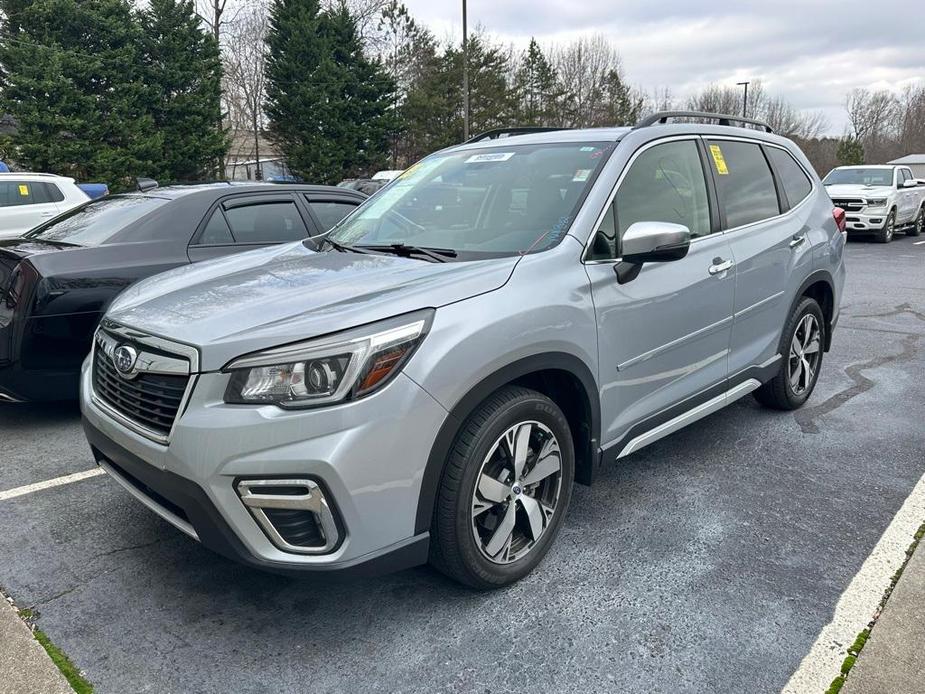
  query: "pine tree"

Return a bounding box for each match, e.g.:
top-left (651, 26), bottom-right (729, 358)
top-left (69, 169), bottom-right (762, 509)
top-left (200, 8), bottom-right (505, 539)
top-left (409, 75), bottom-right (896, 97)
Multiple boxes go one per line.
top-left (0, 0), bottom-right (161, 188)
top-left (598, 68), bottom-right (644, 127)
top-left (513, 38), bottom-right (564, 126)
top-left (141, 0), bottom-right (226, 181)
top-left (264, 0), bottom-right (396, 183)
top-left (837, 136), bottom-right (864, 166)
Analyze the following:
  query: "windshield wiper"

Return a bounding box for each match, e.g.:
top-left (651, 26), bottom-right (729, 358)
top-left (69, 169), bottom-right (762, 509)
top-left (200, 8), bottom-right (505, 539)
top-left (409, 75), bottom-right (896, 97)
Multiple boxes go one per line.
top-left (319, 236), bottom-right (373, 254)
top-left (358, 243), bottom-right (457, 263)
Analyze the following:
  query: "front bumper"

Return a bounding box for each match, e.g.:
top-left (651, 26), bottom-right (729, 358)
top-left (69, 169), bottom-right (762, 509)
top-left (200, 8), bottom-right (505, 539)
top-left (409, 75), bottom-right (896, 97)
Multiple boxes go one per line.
top-left (843, 210), bottom-right (889, 233)
top-left (80, 359), bottom-right (448, 575)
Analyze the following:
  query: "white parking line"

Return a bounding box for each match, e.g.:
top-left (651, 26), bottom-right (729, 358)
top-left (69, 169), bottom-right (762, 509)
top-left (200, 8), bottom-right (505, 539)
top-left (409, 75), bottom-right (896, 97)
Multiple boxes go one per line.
top-left (913, 240), bottom-right (925, 245)
top-left (0, 468), bottom-right (105, 502)
top-left (782, 470), bottom-right (925, 693)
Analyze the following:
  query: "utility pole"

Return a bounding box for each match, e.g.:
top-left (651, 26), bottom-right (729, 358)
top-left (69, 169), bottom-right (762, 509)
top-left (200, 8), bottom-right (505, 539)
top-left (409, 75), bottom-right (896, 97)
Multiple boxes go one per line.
top-left (462, 0), bottom-right (469, 140)
top-left (736, 81), bottom-right (749, 118)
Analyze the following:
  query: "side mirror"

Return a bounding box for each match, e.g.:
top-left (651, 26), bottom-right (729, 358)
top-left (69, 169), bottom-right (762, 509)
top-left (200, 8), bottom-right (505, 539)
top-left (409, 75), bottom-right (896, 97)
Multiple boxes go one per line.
top-left (902, 179), bottom-right (918, 188)
top-left (615, 221), bottom-right (691, 284)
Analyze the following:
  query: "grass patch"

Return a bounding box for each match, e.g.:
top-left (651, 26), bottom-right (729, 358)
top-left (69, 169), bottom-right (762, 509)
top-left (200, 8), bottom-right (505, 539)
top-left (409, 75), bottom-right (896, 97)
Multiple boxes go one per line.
top-left (825, 521), bottom-right (925, 692)
top-left (32, 627), bottom-right (94, 694)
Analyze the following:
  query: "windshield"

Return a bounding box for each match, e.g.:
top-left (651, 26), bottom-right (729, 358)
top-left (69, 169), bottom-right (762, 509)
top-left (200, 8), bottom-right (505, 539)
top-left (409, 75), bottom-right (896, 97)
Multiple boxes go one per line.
top-left (326, 142), bottom-right (615, 258)
top-left (823, 168), bottom-right (894, 187)
top-left (25, 195), bottom-right (169, 246)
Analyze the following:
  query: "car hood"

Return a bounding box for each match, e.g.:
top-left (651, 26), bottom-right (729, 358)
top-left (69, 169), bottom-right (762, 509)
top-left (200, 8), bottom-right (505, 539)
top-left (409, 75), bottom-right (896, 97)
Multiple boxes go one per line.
top-left (107, 242), bottom-right (518, 371)
top-left (825, 184), bottom-right (892, 198)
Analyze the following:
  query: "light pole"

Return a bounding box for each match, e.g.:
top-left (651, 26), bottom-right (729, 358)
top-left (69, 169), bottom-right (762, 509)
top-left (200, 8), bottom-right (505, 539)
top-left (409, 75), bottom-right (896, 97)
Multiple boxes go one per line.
top-left (736, 81), bottom-right (749, 118)
top-left (462, 0), bottom-right (469, 140)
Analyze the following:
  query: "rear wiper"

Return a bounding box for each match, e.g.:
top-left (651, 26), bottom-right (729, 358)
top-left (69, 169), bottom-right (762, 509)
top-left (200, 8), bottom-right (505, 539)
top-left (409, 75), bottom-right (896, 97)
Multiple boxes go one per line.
top-left (358, 243), bottom-right (457, 263)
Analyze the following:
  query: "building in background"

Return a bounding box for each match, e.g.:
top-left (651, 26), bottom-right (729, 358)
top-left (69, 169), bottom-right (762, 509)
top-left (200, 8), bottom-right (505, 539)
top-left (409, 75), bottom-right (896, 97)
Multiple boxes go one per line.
top-left (224, 132), bottom-right (295, 181)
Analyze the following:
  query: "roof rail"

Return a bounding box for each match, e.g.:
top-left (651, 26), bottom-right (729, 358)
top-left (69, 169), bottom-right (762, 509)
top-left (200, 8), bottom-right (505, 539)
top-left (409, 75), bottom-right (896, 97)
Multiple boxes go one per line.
top-left (635, 111), bottom-right (774, 133)
top-left (465, 126), bottom-right (568, 143)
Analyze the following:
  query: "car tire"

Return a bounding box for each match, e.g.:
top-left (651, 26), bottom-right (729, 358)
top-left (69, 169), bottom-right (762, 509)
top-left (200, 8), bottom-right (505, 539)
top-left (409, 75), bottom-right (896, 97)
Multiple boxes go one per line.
top-left (876, 210), bottom-right (896, 243)
top-left (429, 385), bottom-right (574, 589)
top-left (754, 296), bottom-right (825, 411)
top-left (908, 207), bottom-right (923, 237)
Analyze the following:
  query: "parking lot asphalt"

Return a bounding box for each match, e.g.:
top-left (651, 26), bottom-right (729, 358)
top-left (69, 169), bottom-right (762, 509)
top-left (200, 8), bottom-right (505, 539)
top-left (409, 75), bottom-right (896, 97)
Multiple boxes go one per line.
top-left (1, 235), bottom-right (924, 694)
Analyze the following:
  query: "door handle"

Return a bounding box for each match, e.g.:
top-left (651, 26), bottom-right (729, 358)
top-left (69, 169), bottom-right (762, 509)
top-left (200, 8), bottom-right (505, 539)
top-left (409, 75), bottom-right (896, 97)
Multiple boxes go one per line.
top-left (789, 235), bottom-right (806, 248)
top-left (708, 258), bottom-right (734, 275)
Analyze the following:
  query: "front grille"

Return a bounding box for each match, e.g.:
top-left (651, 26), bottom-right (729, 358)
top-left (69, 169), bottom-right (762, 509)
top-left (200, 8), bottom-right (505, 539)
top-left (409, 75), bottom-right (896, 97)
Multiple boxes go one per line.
top-left (832, 198), bottom-right (865, 212)
top-left (93, 347), bottom-right (189, 437)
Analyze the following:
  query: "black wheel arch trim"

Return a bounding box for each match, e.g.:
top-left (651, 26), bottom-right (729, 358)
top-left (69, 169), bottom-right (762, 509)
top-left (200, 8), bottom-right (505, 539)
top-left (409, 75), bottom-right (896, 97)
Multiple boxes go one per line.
top-left (413, 351), bottom-right (601, 535)
top-left (790, 269), bottom-right (837, 352)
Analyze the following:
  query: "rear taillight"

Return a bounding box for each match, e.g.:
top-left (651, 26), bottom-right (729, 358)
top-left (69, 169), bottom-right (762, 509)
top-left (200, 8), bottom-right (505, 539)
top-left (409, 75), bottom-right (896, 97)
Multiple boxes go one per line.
top-left (833, 207), bottom-right (847, 233)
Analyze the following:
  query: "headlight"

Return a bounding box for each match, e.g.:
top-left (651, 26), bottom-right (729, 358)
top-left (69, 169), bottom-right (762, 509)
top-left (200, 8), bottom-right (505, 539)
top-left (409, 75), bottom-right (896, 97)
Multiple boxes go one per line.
top-left (866, 198), bottom-right (886, 207)
top-left (223, 310), bottom-right (433, 408)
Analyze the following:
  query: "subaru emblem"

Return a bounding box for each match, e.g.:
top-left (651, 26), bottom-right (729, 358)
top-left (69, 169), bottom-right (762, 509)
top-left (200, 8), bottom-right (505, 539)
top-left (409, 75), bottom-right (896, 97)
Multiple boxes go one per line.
top-left (113, 344), bottom-right (138, 375)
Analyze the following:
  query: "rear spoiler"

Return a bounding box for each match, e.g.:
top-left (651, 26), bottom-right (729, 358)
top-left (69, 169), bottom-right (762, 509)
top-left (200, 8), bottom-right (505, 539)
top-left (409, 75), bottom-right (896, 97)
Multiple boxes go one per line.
top-left (136, 177), bottom-right (159, 192)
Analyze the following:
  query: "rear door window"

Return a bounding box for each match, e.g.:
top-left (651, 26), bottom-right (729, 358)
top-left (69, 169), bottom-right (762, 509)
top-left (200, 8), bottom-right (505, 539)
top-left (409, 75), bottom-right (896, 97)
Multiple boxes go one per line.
top-left (766, 147), bottom-right (812, 208)
top-left (223, 199), bottom-right (308, 244)
top-left (707, 140), bottom-right (781, 228)
top-left (0, 181), bottom-right (53, 206)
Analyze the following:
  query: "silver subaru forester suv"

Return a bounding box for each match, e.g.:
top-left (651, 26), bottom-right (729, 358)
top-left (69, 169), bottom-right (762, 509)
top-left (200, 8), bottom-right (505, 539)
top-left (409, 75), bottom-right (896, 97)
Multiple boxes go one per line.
top-left (81, 112), bottom-right (846, 589)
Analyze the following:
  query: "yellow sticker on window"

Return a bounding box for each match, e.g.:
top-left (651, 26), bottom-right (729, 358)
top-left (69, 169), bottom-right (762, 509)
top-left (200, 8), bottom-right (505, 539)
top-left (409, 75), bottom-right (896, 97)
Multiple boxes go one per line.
top-left (709, 145), bottom-right (729, 175)
top-left (18, 184), bottom-right (30, 196)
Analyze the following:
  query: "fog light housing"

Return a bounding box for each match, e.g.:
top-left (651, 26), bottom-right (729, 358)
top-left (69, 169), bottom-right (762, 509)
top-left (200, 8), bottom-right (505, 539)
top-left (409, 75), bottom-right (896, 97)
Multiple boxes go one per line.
top-left (236, 479), bottom-right (341, 554)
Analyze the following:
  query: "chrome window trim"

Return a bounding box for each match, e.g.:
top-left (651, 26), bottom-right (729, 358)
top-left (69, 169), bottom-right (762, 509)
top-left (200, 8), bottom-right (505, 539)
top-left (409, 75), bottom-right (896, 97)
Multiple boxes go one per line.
top-left (580, 134), bottom-right (818, 264)
top-left (90, 320), bottom-right (200, 446)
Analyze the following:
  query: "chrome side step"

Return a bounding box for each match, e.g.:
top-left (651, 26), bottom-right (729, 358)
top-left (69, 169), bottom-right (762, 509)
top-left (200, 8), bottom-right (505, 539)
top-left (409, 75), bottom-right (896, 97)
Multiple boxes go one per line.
top-left (617, 378), bottom-right (762, 459)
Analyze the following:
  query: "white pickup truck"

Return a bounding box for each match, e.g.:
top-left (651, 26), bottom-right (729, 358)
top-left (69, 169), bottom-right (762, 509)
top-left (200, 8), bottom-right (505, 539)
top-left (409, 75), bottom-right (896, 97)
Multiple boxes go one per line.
top-left (823, 164), bottom-right (925, 242)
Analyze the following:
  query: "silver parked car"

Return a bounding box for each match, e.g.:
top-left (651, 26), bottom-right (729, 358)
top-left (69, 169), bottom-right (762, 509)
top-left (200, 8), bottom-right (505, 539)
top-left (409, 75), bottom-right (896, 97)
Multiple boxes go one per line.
top-left (81, 112), bottom-right (846, 589)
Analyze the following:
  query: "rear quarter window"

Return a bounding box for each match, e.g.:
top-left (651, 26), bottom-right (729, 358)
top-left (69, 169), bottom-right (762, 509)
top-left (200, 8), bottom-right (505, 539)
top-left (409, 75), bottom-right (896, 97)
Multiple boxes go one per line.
top-left (767, 147), bottom-right (813, 208)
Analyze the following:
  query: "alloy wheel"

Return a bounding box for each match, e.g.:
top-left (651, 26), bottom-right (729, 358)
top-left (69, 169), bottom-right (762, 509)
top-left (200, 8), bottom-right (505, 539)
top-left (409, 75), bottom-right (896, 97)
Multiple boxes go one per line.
top-left (788, 314), bottom-right (822, 396)
top-left (886, 214), bottom-right (895, 240)
top-left (471, 420), bottom-right (563, 564)
top-left (916, 211), bottom-right (923, 235)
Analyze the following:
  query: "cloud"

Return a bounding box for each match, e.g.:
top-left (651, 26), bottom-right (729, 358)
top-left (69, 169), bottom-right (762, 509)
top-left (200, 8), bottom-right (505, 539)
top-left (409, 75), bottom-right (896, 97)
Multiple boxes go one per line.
top-left (401, 0), bottom-right (925, 133)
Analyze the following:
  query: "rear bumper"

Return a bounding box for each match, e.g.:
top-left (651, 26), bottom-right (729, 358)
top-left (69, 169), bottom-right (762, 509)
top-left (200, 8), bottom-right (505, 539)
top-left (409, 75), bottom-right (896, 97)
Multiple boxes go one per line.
top-left (83, 416), bottom-right (430, 577)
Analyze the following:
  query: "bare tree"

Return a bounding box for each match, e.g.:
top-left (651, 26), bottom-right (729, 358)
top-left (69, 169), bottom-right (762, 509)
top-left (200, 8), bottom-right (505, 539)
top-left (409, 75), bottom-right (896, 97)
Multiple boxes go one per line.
top-left (552, 35), bottom-right (641, 127)
top-left (897, 83), bottom-right (925, 155)
top-left (222, 2), bottom-right (268, 179)
top-left (686, 80), bottom-right (828, 137)
top-left (196, 0), bottom-right (231, 44)
top-left (846, 89), bottom-right (899, 144)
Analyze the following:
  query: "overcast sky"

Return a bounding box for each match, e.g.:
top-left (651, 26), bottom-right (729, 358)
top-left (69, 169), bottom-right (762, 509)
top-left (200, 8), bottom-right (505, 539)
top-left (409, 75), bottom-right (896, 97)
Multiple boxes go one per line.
top-left (400, 0), bottom-right (925, 134)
